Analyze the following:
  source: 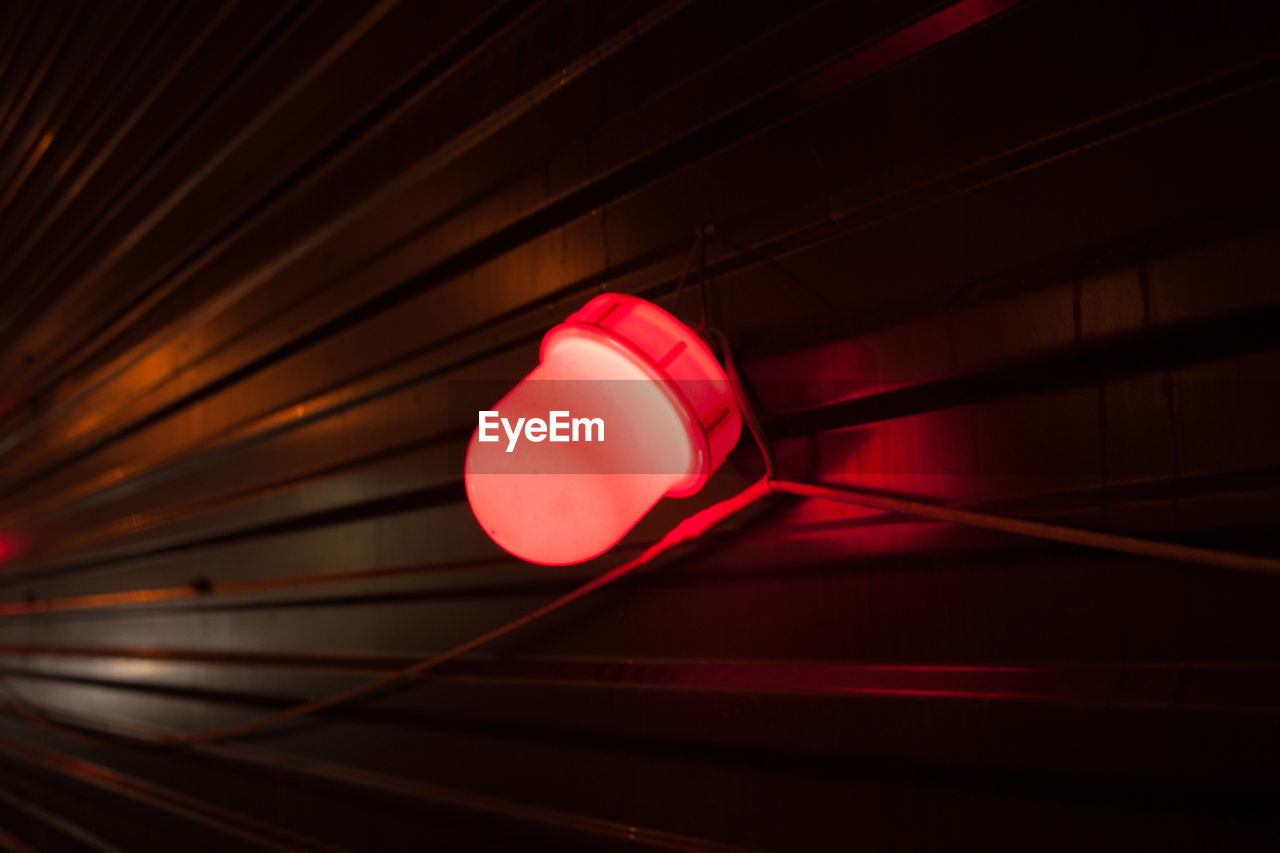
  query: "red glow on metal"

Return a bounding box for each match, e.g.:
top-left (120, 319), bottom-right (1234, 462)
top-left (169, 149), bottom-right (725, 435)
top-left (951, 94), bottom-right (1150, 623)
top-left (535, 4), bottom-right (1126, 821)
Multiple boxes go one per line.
top-left (793, 0), bottom-right (1027, 103)
top-left (465, 294), bottom-right (741, 565)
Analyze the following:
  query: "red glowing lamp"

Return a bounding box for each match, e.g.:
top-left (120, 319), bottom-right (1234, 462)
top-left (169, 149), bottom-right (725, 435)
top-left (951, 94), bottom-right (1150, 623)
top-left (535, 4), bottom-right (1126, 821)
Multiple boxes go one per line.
top-left (465, 294), bottom-right (741, 565)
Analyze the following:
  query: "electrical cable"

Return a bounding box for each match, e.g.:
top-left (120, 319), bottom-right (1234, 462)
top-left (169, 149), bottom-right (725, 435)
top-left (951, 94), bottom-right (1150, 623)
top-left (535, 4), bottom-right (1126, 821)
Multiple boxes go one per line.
top-left (695, 231), bottom-right (1280, 577)
top-left (696, 221), bottom-right (712, 333)
top-left (671, 225), bottom-right (705, 326)
top-left (706, 328), bottom-right (775, 479)
top-left (715, 329), bottom-right (1280, 575)
top-left (767, 479), bottom-right (1280, 576)
top-left (1, 478), bottom-right (773, 746)
top-left (717, 336), bottom-right (1280, 574)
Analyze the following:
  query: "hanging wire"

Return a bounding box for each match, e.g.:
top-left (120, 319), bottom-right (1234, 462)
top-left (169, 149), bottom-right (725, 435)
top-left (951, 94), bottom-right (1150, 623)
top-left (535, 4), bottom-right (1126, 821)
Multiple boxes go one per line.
top-left (712, 224), bottom-right (839, 313)
top-left (696, 221), bottom-right (712, 333)
top-left (767, 480), bottom-right (1280, 576)
top-left (709, 327), bottom-right (1280, 576)
top-left (0, 478), bottom-right (773, 747)
top-left (706, 328), bottom-right (774, 479)
top-left (671, 225), bottom-right (705, 327)
top-left (673, 221), bottom-right (717, 332)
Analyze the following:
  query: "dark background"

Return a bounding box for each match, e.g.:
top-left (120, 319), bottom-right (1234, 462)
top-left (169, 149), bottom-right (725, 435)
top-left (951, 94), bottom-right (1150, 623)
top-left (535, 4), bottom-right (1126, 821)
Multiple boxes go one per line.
top-left (0, 0), bottom-right (1278, 849)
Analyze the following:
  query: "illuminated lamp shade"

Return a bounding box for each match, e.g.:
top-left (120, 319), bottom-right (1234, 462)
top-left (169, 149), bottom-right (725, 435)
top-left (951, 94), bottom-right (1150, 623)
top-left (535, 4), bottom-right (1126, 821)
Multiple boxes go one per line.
top-left (465, 294), bottom-right (742, 565)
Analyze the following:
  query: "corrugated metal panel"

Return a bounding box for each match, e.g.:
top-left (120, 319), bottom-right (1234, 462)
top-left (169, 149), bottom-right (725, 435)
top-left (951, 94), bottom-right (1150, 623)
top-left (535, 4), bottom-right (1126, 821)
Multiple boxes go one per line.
top-left (0, 0), bottom-right (1278, 848)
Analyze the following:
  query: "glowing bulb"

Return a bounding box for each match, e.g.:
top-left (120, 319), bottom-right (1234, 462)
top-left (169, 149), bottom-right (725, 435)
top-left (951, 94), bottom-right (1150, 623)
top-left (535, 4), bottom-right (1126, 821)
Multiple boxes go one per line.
top-left (465, 294), bottom-right (742, 565)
